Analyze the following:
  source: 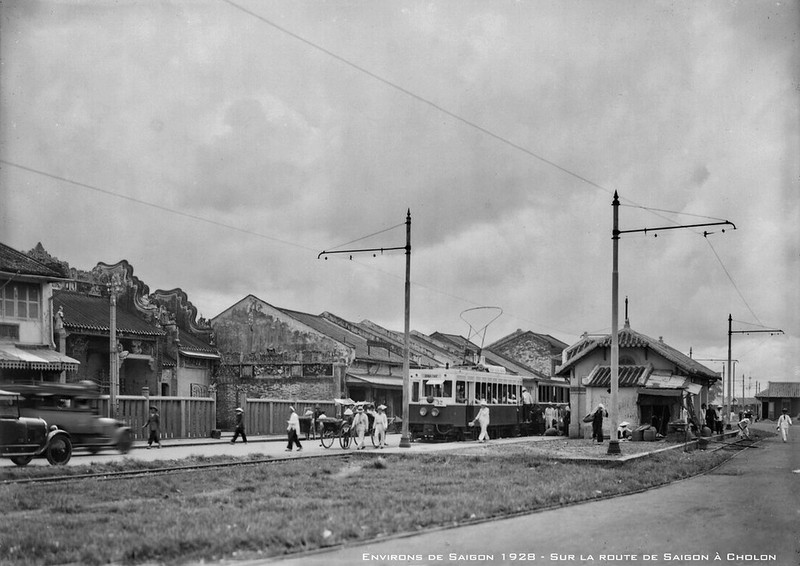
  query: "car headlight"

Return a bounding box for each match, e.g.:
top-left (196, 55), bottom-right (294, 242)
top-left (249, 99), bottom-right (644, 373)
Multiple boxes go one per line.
top-left (431, 408), bottom-right (440, 417)
top-left (419, 407), bottom-right (427, 416)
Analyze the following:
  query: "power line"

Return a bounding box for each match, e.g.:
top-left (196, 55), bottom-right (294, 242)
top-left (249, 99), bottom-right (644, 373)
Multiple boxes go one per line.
top-left (0, 159), bottom-right (317, 254)
top-left (219, 0), bottom-right (764, 326)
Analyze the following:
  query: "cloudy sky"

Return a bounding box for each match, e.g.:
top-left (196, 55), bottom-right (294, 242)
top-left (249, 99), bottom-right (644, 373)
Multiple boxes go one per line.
top-left (1, 0), bottom-right (798, 394)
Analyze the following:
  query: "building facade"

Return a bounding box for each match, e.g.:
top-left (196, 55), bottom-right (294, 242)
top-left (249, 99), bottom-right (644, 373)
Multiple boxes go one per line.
top-left (0, 243), bottom-right (80, 384)
top-left (556, 323), bottom-right (719, 438)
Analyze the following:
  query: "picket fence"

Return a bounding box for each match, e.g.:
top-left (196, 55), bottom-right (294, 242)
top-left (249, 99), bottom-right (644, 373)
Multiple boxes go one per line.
top-left (98, 395), bottom-right (217, 441)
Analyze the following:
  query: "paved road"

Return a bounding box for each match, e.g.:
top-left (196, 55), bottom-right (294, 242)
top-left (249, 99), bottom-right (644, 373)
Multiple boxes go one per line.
top-left (242, 422), bottom-right (798, 566)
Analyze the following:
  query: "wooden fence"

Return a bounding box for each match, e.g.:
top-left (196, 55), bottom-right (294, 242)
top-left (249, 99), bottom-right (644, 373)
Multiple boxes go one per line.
top-left (98, 395), bottom-right (217, 440)
top-left (244, 399), bottom-right (338, 435)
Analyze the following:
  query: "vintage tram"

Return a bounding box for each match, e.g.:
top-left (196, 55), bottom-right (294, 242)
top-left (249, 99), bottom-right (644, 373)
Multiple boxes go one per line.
top-left (408, 365), bottom-right (524, 441)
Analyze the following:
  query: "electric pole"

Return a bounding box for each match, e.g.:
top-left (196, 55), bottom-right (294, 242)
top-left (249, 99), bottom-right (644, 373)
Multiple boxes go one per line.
top-left (608, 192), bottom-right (734, 455)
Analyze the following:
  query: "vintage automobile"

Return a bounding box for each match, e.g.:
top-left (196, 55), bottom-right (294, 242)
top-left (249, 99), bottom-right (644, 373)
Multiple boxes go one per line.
top-left (4, 381), bottom-right (132, 454)
top-left (0, 389), bottom-right (73, 466)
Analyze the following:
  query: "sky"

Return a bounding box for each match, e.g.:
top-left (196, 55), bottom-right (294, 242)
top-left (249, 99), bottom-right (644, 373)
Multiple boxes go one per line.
top-left (1, 0), bottom-right (798, 396)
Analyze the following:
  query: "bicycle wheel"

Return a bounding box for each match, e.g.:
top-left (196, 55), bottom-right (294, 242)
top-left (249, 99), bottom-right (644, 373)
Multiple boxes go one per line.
top-left (321, 428), bottom-right (335, 449)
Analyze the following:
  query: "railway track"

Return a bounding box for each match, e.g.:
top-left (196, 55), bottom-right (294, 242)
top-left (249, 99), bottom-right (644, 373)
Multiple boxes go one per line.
top-left (0, 451), bottom-right (352, 486)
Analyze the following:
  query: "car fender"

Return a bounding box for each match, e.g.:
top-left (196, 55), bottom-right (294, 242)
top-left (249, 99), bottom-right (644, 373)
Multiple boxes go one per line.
top-left (38, 427), bottom-right (71, 455)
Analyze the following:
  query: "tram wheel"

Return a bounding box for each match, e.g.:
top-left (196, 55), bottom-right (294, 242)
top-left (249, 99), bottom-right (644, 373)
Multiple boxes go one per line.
top-left (11, 455), bottom-right (33, 466)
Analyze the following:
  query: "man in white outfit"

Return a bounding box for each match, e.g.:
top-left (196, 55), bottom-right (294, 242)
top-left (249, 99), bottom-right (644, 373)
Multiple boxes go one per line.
top-left (776, 407), bottom-right (792, 442)
top-left (470, 400), bottom-right (491, 442)
top-left (373, 404), bottom-right (388, 448)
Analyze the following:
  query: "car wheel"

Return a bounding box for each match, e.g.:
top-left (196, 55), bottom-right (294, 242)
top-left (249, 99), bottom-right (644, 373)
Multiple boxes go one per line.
top-left (10, 455), bottom-right (33, 466)
top-left (117, 430), bottom-right (132, 454)
top-left (46, 435), bottom-right (73, 465)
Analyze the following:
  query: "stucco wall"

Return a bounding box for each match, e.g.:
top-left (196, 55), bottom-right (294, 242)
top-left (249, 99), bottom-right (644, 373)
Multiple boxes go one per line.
top-left (492, 333), bottom-right (560, 376)
top-left (213, 297), bottom-right (350, 364)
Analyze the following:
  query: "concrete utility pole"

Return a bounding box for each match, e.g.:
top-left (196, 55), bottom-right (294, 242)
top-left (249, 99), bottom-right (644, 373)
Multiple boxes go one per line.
top-left (608, 192), bottom-right (735, 455)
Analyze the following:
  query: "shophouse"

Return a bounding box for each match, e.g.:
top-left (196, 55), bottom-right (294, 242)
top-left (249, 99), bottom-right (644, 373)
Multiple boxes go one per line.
top-left (0, 243), bottom-right (80, 384)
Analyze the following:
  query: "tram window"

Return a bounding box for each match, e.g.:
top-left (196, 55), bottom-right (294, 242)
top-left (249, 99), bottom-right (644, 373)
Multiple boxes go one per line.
top-left (443, 380), bottom-right (452, 398)
top-left (456, 381), bottom-right (466, 403)
top-left (412, 382), bottom-right (419, 402)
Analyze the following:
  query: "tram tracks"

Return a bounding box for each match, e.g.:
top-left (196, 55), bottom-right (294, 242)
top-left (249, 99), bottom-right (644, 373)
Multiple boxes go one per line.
top-left (1, 451), bottom-right (344, 485)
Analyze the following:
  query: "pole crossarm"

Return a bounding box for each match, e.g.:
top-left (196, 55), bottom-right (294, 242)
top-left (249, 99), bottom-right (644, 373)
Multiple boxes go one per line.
top-left (730, 329), bottom-right (783, 335)
top-left (616, 220), bottom-right (736, 237)
top-left (317, 210), bottom-right (413, 449)
top-left (607, 191), bottom-right (735, 455)
top-left (317, 245), bottom-right (406, 259)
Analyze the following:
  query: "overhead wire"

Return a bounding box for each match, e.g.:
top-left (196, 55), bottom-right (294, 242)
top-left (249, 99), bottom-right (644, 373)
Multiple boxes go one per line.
top-left (0, 160), bottom-right (319, 254)
top-left (3, 2), bottom-right (765, 343)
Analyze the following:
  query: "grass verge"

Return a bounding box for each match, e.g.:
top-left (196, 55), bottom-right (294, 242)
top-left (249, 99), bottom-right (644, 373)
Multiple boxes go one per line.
top-left (0, 433), bottom-right (764, 566)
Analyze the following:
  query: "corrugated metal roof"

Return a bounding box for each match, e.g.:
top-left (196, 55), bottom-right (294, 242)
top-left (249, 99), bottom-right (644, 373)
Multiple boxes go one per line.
top-left (758, 382), bottom-right (800, 398)
top-left (55, 291), bottom-right (165, 337)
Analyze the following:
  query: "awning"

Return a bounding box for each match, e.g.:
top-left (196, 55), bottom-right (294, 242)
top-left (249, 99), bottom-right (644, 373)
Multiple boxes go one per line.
top-left (347, 373), bottom-right (403, 388)
top-left (637, 388), bottom-right (683, 398)
top-left (0, 345), bottom-right (80, 371)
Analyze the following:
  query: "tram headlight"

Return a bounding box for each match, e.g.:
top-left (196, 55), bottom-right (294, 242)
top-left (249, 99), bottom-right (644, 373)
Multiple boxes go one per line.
top-left (419, 407), bottom-right (427, 416)
top-left (431, 408), bottom-right (440, 417)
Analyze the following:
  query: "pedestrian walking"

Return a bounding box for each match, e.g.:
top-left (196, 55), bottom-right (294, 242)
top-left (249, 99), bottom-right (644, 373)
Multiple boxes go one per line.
top-left (231, 407), bottom-right (247, 443)
top-left (286, 406), bottom-right (302, 451)
top-left (776, 408), bottom-right (792, 442)
top-left (351, 404), bottom-right (369, 449)
top-left (592, 403), bottom-right (608, 444)
top-left (373, 404), bottom-right (388, 448)
top-left (142, 405), bottom-right (162, 449)
top-left (469, 400), bottom-right (491, 442)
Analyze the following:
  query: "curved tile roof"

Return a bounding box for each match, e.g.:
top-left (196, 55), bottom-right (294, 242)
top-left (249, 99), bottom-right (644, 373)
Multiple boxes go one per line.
top-left (55, 291), bottom-right (165, 337)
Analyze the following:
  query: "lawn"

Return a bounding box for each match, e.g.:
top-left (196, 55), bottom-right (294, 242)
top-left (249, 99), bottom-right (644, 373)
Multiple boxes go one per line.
top-left (0, 433), bottom-right (761, 566)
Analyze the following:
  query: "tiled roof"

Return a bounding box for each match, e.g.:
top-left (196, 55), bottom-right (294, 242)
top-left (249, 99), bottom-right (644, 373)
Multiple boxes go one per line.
top-left (279, 308), bottom-right (392, 363)
top-left (557, 326), bottom-right (717, 380)
top-left (176, 328), bottom-right (218, 355)
top-left (583, 364), bottom-right (651, 388)
top-left (55, 291), bottom-right (165, 337)
top-left (486, 329), bottom-right (569, 352)
top-left (756, 382), bottom-right (800, 399)
top-left (0, 242), bottom-right (64, 278)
